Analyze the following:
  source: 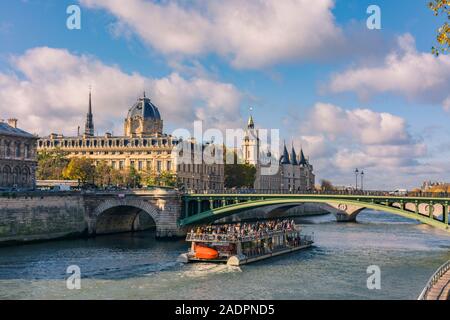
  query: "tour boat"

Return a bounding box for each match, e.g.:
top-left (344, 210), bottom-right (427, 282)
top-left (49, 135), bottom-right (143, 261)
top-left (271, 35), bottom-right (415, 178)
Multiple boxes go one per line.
top-left (178, 223), bottom-right (314, 266)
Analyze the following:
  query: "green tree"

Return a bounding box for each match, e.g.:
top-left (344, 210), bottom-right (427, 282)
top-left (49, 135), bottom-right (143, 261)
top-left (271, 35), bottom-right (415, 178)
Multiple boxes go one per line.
top-left (143, 171), bottom-right (158, 186)
top-left (36, 148), bottom-right (69, 180)
top-left (95, 160), bottom-right (112, 186)
top-left (123, 167), bottom-right (141, 188)
top-left (63, 157), bottom-right (95, 185)
top-left (110, 168), bottom-right (125, 186)
top-left (159, 171), bottom-right (177, 187)
top-left (320, 179), bottom-right (335, 191)
top-left (224, 151), bottom-right (256, 188)
top-left (143, 171), bottom-right (177, 187)
top-left (429, 0), bottom-right (450, 55)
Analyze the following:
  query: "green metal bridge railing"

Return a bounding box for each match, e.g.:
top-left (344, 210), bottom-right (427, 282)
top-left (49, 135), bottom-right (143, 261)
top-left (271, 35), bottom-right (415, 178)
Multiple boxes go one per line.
top-left (180, 191), bottom-right (450, 231)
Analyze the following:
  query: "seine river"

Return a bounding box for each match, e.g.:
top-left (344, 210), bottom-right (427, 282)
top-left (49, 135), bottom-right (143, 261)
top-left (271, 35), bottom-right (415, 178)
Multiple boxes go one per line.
top-left (0, 210), bottom-right (448, 300)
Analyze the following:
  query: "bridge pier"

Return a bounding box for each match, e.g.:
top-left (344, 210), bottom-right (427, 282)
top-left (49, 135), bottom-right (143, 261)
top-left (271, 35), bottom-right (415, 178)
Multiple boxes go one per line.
top-left (444, 203), bottom-right (449, 226)
top-left (324, 203), bottom-right (365, 223)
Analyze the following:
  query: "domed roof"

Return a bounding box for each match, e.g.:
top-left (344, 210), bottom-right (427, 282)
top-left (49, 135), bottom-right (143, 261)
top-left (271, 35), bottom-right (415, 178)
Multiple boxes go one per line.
top-left (127, 94), bottom-right (161, 120)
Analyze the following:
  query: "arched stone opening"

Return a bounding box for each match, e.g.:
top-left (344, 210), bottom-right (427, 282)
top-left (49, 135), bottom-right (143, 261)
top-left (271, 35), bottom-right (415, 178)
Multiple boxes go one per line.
top-left (95, 205), bottom-right (157, 235)
top-left (92, 199), bottom-right (160, 236)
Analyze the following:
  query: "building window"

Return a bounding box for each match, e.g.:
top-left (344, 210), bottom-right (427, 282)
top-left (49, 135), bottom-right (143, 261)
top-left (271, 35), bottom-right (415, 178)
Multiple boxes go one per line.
top-left (157, 161), bottom-right (162, 172)
top-left (111, 161), bottom-right (116, 169)
top-left (24, 145), bottom-right (29, 159)
top-left (138, 161), bottom-right (143, 171)
top-left (146, 161), bottom-right (152, 170)
top-left (15, 143), bottom-right (21, 158)
top-left (119, 161), bottom-right (124, 170)
top-left (166, 161), bottom-right (171, 171)
top-left (5, 142), bottom-right (11, 158)
top-left (130, 160), bottom-right (135, 168)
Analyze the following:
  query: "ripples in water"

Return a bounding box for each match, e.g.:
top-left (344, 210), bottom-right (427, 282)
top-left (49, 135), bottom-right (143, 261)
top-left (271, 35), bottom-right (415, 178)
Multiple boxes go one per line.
top-left (0, 209), bottom-right (448, 299)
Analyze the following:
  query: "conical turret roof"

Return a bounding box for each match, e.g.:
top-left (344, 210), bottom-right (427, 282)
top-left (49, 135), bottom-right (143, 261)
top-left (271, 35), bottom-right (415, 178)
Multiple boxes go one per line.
top-left (290, 143), bottom-right (298, 165)
top-left (280, 142), bottom-right (290, 164)
top-left (299, 148), bottom-right (308, 166)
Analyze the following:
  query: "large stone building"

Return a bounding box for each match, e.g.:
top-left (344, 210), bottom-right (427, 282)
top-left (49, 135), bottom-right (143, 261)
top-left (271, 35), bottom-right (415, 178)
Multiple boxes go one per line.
top-left (0, 119), bottom-right (38, 189)
top-left (243, 116), bottom-right (315, 191)
top-left (38, 92), bottom-right (224, 190)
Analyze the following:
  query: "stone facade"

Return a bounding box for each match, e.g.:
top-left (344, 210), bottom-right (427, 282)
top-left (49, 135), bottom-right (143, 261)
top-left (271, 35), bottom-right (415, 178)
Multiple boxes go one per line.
top-left (242, 116), bottom-right (315, 191)
top-left (0, 119), bottom-right (38, 189)
top-left (0, 194), bottom-right (86, 243)
top-left (37, 93), bottom-right (224, 191)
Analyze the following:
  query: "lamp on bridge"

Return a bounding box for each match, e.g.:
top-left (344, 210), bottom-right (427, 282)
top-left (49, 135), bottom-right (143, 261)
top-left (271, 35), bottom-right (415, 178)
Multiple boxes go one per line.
top-left (361, 170), bottom-right (364, 191)
top-left (354, 168), bottom-right (359, 190)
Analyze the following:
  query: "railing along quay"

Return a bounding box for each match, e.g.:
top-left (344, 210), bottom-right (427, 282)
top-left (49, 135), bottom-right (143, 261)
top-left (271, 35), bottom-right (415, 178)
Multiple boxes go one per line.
top-left (418, 260), bottom-right (450, 300)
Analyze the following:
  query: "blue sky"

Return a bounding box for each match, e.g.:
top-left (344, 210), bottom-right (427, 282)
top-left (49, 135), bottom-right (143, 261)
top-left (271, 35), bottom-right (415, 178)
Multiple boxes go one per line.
top-left (0, 0), bottom-right (449, 189)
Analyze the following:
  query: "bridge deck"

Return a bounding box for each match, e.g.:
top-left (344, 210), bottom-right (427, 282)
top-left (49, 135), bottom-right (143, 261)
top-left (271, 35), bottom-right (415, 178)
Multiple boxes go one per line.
top-left (426, 269), bottom-right (450, 300)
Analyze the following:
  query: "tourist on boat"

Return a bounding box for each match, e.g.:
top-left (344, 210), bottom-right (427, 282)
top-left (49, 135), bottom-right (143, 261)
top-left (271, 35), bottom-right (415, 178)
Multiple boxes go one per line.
top-left (189, 219), bottom-right (297, 241)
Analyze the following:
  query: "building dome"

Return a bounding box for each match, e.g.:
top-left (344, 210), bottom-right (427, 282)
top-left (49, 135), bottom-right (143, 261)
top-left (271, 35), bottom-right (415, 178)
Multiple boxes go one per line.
top-left (124, 93), bottom-right (164, 136)
top-left (127, 95), bottom-right (161, 120)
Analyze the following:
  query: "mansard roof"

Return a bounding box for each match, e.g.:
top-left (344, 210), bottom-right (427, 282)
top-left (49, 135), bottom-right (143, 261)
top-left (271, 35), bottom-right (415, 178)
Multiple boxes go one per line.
top-left (0, 122), bottom-right (36, 139)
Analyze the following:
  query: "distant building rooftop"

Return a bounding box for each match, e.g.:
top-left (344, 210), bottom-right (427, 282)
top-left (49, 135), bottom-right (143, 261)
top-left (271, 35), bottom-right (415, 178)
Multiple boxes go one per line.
top-left (0, 120), bottom-right (36, 139)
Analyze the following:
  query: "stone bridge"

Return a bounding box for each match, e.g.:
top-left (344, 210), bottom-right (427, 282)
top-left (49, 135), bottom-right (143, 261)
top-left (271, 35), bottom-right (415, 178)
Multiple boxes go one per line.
top-left (83, 189), bottom-right (183, 238)
top-left (0, 188), bottom-right (183, 244)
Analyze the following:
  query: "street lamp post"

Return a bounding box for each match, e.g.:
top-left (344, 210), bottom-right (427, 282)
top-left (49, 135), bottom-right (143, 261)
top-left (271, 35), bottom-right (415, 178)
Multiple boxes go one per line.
top-left (354, 168), bottom-right (359, 191)
top-left (361, 170), bottom-right (364, 191)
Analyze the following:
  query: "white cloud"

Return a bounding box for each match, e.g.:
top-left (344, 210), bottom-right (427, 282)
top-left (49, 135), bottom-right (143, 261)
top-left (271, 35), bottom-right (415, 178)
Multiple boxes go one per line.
top-left (0, 47), bottom-right (242, 136)
top-left (291, 102), bottom-right (431, 189)
top-left (80, 0), bottom-right (345, 69)
top-left (304, 103), bottom-right (413, 146)
top-left (327, 34), bottom-right (450, 110)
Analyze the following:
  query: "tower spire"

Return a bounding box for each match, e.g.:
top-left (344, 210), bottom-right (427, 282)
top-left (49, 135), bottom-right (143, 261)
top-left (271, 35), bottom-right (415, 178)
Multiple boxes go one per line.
top-left (290, 141), bottom-right (298, 165)
top-left (247, 106), bottom-right (254, 129)
top-left (85, 86), bottom-right (94, 136)
top-left (299, 147), bottom-right (307, 166)
top-left (281, 140), bottom-right (290, 164)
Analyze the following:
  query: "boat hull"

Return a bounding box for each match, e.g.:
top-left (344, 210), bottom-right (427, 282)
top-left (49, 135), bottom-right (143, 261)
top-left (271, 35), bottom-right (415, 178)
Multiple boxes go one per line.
top-left (179, 243), bottom-right (314, 265)
top-left (227, 243), bottom-right (313, 266)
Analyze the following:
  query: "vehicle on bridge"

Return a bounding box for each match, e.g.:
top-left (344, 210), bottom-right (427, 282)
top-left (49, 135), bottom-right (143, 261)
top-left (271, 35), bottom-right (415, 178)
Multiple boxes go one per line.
top-left (389, 189), bottom-right (408, 196)
top-left (178, 220), bottom-right (314, 266)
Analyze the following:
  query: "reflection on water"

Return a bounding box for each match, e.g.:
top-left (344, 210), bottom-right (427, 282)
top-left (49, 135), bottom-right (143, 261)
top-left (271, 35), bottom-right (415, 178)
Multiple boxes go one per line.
top-left (0, 210), bottom-right (448, 300)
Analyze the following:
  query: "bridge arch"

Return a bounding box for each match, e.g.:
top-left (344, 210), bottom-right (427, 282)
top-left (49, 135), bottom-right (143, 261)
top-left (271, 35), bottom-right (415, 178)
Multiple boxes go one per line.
top-left (180, 196), bottom-right (449, 232)
top-left (91, 199), bottom-right (160, 235)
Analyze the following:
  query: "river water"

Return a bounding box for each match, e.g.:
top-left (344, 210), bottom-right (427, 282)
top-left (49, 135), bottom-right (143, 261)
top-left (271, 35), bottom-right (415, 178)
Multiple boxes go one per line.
top-left (0, 210), bottom-right (448, 300)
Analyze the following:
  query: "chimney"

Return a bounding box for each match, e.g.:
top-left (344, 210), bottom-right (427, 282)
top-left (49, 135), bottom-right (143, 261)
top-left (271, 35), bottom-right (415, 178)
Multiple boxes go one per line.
top-left (7, 118), bottom-right (18, 128)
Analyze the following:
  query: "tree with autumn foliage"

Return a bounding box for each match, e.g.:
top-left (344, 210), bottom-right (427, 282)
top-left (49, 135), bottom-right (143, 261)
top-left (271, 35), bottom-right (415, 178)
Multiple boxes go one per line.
top-left (36, 148), bottom-right (69, 180)
top-left (143, 170), bottom-right (178, 187)
top-left (95, 160), bottom-right (113, 186)
top-left (63, 157), bottom-right (96, 185)
top-left (429, 0), bottom-right (450, 55)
